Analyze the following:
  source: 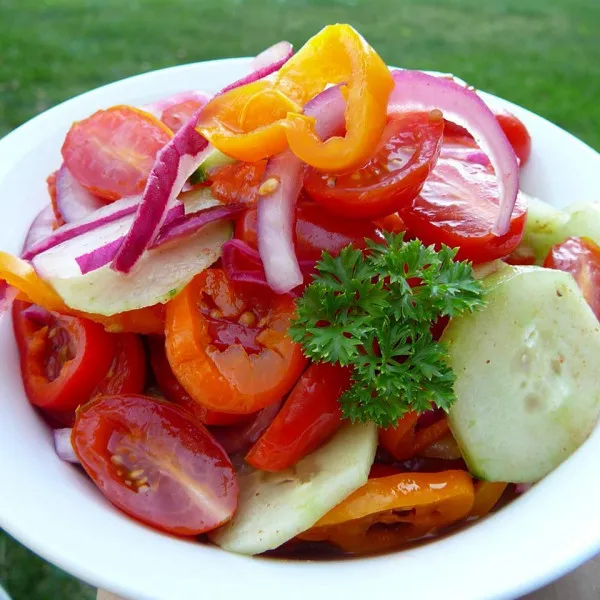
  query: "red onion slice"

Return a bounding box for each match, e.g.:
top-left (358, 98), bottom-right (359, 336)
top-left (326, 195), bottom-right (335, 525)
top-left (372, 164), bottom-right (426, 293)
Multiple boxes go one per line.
top-left (256, 85), bottom-right (345, 294)
top-left (0, 282), bottom-right (18, 321)
top-left (111, 109), bottom-right (210, 274)
top-left (388, 70), bottom-right (518, 235)
top-left (22, 304), bottom-right (53, 325)
top-left (53, 428), bottom-right (80, 463)
top-left (218, 41), bottom-right (293, 96)
top-left (55, 164), bottom-right (105, 223)
top-left (22, 205), bottom-right (55, 255)
top-left (22, 196), bottom-right (140, 260)
top-left (144, 90), bottom-right (211, 119)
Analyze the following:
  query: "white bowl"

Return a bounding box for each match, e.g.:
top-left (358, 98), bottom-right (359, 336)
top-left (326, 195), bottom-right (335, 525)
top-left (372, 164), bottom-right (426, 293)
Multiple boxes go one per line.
top-left (0, 58), bottom-right (599, 600)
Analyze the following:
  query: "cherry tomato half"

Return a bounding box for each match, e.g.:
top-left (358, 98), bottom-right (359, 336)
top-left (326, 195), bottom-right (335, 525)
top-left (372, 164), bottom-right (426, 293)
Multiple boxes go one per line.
top-left (236, 200), bottom-right (391, 262)
top-left (303, 112), bottom-right (444, 219)
top-left (161, 99), bottom-right (206, 133)
top-left (94, 333), bottom-right (146, 397)
top-left (61, 105), bottom-right (172, 200)
top-left (400, 137), bottom-right (527, 264)
top-left (246, 362), bottom-right (352, 471)
top-left (210, 160), bottom-right (267, 207)
top-left (148, 336), bottom-right (246, 426)
top-left (13, 301), bottom-right (116, 414)
top-left (166, 269), bottom-right (307, 414)
top-left (72, 394), bottom-right (238, 536)
top-left (544, 236), bottom-right (600, 320)
top-left (46, 171), bottom-right (64, 225)
top-left (444, 109), bottom-right (532, 166)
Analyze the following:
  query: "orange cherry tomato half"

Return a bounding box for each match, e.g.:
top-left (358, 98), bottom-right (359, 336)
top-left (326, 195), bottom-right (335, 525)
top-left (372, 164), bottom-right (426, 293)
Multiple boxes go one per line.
top-left (246, 362), bottom-right (352, 471)
top-left (236, 200), bottom-right (391, 262)
top-left (13, 301), bottom-right (116, 414)
top-left (165, 269), bottom-right (307, 414)
top-left (303, 112), bottom-right (444, 219)
top-left (61, 105), bottom-right (173, 201)
top-left (148, 336), bottom-right (246, 426)
top-left (543, 236), bottom-right (600, 320)
top-left (400, 137), bottom-right (527, 264)
top-left (210, 160), bottom-right (267, 207)
top-left (94, 333), bottom-right (147, 397)
top-left (72, 394), bottom-right (238, 536)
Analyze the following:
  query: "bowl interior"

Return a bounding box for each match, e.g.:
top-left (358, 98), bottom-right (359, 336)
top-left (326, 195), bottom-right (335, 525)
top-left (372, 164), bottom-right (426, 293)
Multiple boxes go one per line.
top-left (0, 59), bottom-right (599, 600)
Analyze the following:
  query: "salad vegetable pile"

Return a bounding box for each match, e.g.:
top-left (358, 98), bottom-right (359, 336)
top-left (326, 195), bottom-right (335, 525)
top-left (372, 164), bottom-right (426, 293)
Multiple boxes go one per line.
top-left (3, 24), bottom-right (600, 557)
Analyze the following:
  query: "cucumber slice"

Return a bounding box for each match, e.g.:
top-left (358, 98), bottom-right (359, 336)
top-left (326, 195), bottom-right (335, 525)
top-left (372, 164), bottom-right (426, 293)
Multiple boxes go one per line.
top-left (561, 202), bottom-right (600, 242)
top-left (445, 265), bottom-right (600, 483)
top-left (211, 422), bottom-right (377, 555)
top-left (33, 221), bottom-right (231, 316)
top-left (179, 187), bottom-right (222, 215)
top-left (189, 147), bottom-right (236, 185)
top-left (520, 195), bottom-right (568, 263)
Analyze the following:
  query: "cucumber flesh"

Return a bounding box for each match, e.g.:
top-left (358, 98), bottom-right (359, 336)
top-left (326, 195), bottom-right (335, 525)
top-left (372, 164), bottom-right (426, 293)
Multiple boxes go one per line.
top-left (210, 422), bottom-right (378, 555)
top-left (179, 187), bottom-right (222, 215)
top-left (189, 148), bottom-right (236, 185)
top-left (520, 195), bottom-right (567, 263)
top-left (445, 265), bottom-right (600, 482)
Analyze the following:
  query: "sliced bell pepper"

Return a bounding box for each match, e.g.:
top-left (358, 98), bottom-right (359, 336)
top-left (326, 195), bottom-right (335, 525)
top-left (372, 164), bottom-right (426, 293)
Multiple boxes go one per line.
top-left (469, 481), bottom-right (508, 518)
top-left (0, 252), bottom-right (164, 334)
top-left (379, 411), bottom-right (450, 461)
top-left (298, 470), bottom-right (475, 554)
top-left (197, 24), bottom-right (394, 171)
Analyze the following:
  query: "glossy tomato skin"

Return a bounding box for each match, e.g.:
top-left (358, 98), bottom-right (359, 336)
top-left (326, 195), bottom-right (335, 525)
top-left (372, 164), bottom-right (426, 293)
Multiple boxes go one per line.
top-left (246, 362), bottom-right (352, 471)
top-left (166, 269), bottom-right (307, 414)
top-left (544, 236), bottom-right (600, 319)
top-left (236, 200), bottom-right (389, 262)
top-left (94, 334), bottom-right (146, 396)
top-left (161, 99), bottom-right (205, 133)
top-left (304, 112), bottom-right (444, 219)
top-left (72, 394), bottom-right (238, 536)
top-left (210, 160), bottom-right (267, 206)
top-left (13, 301), bottom-right (116, 415)
top-left (400, 137), bottom-right (527, 264)
top-left (147, 336), bottom-right (246, 426)
top-left (61, 105), bottom-right (172, 200)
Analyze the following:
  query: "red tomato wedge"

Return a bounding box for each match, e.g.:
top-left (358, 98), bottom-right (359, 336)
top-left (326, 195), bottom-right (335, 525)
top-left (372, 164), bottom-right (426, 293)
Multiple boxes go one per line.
top-left (444, 109), bottom-right (532, 166)
top-left (61, 105), bottom-right (173, 201)
top-left (94, 334), bottom-right (146, 397)
top-left (303, 112), bottom-right (444, 219)
top-left (72, 394), bottom-right (238, 536)
top-left (400, 137), bottom-right (527, 264)
top-left (166, 269), bottom-right (307, 414)
top-left (210, 160), bottom-right (267, 206)
top-left (148, 336), bottom-right (246, 426)
top-left (161, 99), bottom-right (206, 133)
top-left (246, 362), bottom-right (352, 471)
top-left (13, 301), bottom-right (116, 414)
top-left (236, 200), bottom-right (391, 261)
top-left (544, 237), bottom-right (600, 320)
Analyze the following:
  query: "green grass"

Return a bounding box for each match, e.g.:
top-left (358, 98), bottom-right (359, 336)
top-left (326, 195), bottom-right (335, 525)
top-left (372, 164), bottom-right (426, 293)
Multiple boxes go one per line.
top-left (0, 0), bottom-right (598, 597)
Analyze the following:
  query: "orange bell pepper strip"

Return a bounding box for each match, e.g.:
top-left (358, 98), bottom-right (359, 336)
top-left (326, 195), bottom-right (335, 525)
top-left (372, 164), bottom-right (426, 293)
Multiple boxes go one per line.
top-left (197, 24), bottom-right (394, 171)
top-left (379, 411), bottom-right (451, 461)
top-left (469, 481), bottom-right (508, 518)
top-left (298, 471), bottom-right (475, 554)
top-left (0, 252), bottom-right (164, 334)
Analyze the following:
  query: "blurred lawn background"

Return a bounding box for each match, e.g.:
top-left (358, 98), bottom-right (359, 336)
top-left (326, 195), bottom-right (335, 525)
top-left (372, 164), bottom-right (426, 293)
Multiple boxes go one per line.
top-left (0, 0), bottom-right (599, 598)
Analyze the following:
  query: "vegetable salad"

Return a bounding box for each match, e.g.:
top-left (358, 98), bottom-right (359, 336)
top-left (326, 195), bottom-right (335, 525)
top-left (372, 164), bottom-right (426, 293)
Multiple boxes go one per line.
top-left (2, 24), bottom-right (600, 557)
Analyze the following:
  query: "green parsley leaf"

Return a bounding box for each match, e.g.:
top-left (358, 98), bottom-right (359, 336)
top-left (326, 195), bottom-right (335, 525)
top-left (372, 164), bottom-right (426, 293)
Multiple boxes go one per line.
top-left (290, 232), bottom-right (485, 427)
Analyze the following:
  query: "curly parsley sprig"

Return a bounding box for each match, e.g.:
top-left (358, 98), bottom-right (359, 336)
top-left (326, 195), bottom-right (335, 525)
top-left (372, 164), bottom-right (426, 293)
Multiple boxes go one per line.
top-left (290, 233), bottom-right (485, 427)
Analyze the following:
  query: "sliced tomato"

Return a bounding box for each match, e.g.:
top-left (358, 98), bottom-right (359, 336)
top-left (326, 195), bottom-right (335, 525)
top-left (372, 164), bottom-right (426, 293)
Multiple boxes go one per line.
top-left (246, 362), bottom-right (351, 471)
top-left (161, 99), bottom-right (205, 133)
top-left (61, 105), bottom-right (173, 201)
top-left (544, 236), bottom-right (600, 319)
top-left (166, 269), bottom-right (307, 414)
top-left (444, 109), bottom-right (532, 166)
top-left (94, 334), bottom-right (146, 396)
top-left (46, 171), bottom-right (64, 225)
top-left (13, 301), bottom-right (116, 415)
top-left (236, 200), bottom-right (391, 261)
top-left (210, 160), bottom-right (267, 206)
top-left (303, 112), bottom-right (444, 219)
top-left (400, 137), bottom-right (527, 264)
top-left (72, 394), bottom-right (238, 536)
top-left (147, 336), bottom-right (246, 426)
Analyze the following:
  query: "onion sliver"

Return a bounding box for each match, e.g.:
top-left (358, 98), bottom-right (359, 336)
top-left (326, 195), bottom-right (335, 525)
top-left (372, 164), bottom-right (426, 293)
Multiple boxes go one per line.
top-left (111, 109), bottom-right (210, 274)
top-left (55, 164), bottom-right (105, 222)
top-left (53, 428), bottom-right (79, 463)
top-left (22, 205), bottom-right (55, 256)
top-left (388, 70), bottom-right (518, 235)
top-left (256, 85), bottom-right (345, 294)
top-left (218, 41), bottom-right (293, 96)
